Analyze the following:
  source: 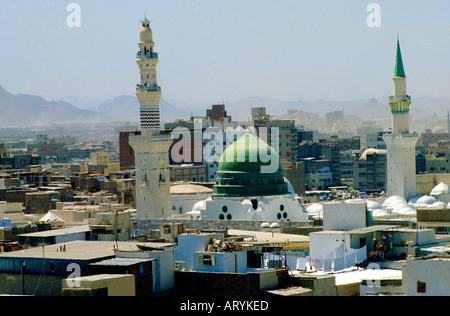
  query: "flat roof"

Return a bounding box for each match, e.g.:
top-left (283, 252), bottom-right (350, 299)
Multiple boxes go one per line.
top-left (0, 240), bottom-right (143, 261)
top-left (69, 274), bottom-right (134, 282)
top-left (310, 225), bottom-right (400, 235)
top-left (89, 257), bottom-right (155, 267)
top-left (17, 225), bottom-right (91, 238)
top-left (347, 225), bottom-right (400, 234)
top-left (305, 267), bottom-right (403, 286)
top-left (227, 229), bottom-right (309, 244)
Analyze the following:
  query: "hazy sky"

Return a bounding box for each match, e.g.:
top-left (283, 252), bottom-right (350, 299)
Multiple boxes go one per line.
top-left (0, 1), bottom-right (448, 105)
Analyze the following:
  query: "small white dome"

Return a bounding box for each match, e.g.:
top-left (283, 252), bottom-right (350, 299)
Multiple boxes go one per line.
top-left (408, 194), bottom-right (424, 205)
top-left (306, 203), bottom-right (323, 215)
top-left (428, 201), bottom-right (446, 208)
top-left (191, 200), bottom-right (206, 212)
top-left (432, 126), bottom-right (446, 134)
top-left (269, 222), bottom-right (281, 232)
top-left (382, 195), bottom-right (406, 207)
top-left (372, 208), bottom-right (391, 217)
top-left (430, 181), bottom-right (449, 196)
top-left (366, 200), bottom-right (382, 210)
top-left (416, 195), bottom-right (438, 207)
top-left (385, 200), bottom-right (409, 213)
top-left (392, 205), bottom-right (416, 216)
top-left (261, 222), bottom-right (271, 231)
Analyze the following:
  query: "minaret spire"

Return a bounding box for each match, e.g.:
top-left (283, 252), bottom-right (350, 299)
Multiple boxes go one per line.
top-left (394, 35), bottom-right (406, 78)
top-left (389, 36), bottom-right (411, 134)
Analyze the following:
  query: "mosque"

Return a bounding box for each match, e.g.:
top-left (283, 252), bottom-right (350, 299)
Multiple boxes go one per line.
top-left (131, 17), bottom-right (448, 224)
top-left (199, 130), bottom-right (308, 221)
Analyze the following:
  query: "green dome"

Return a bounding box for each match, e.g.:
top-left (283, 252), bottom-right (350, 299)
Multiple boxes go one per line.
top-left (213, 131), bottom-right (289, 198)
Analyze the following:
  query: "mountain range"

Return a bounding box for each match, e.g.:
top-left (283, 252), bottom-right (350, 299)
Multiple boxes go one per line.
top-left (0, 85), bottom-right (448, 131)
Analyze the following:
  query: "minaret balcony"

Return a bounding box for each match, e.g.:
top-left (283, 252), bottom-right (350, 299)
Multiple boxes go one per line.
top-left (389, 95), bottom-right (411, 102)
top-left (137, 84), bottom-right (161, 93)
top-left (137, 51), bottom-right (158, 60)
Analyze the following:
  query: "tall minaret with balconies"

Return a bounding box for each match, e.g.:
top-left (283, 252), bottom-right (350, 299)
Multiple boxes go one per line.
top-left (383, 37), bottom-right (419, 200)
top-left (136, 16), bottom-right (162, 132)
top-left (129, 16), bottom-right (172, 219)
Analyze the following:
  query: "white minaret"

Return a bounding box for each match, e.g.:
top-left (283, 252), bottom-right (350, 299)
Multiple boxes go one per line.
top-left (383, 37), bottom-right (419, 200)
top-left (129, 16), bottom-right (172, 219)
top-left (136, 16), bottom-right (162, 132)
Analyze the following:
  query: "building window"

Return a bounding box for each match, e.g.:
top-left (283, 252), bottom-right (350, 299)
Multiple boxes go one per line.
top-left (417, 281), bottom-right (426, 293)
top-left (251, 199), bottom-right (258, 210)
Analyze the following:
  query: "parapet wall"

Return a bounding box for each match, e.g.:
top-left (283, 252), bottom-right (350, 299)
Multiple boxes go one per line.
top-left (133, 218), bottom-right (313, 234)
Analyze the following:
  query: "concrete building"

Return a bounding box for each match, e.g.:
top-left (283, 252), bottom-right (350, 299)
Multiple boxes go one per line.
top-left (353, 148), bottom-right (387, 193)
top-left (129, 16), bottom-right (172, 219)
top-left (426, 152), bottom-right (450, 174)
top-left (417, 206), bottom-right (450, 235)
top-left (62, 274), bottom-right (136, 296)
top-left (119, 131), bottom-right (141, 171)
top-left (304, 159), bottom-right (333, 191)
top-left (383, 38), bottom-right (419, 200)
top-left (309, 201), bottom-right (436, 260)
top-left (366, 131), bottom-right (389, 150)
top-left (0, 240), bottom-right (143, 296)
top-left (164, 106), bottom-right (244, 182)
top-left (17, 224), bottom-right (91, 247)
top-left (206, 104), bottom-right (232, 122)
top-left (253, 107), bottom-right (298, 163)
top-left (169, 164), bottom-right (207, 183)
top-left (418, 129), bottom-right (450, 147)
top-left (406, 256), bottom-right (450, 296)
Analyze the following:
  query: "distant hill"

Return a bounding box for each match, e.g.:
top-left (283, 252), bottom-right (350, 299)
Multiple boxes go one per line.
top-left (94, 95), bottom-right (189, 123)
top-left (0, 85), bottom-right (109, 128)
top-left (1, 84), bottom-right (447, 130)
top-left (0, 85), bottom-right (189, 128)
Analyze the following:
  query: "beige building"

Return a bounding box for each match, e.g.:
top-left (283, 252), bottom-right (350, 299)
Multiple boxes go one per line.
top-left (416, 173), bottom-right (450, 195)
top-left (426, 153), bottom-right (450, 174)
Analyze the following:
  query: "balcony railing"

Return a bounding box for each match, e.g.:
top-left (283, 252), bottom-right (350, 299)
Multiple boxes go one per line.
top-left (136, 84), bottom-right (161, 93)
top-left (136, 51), bottom-right (158, 60)
top-left (389, 95), bottom-right (411, 102)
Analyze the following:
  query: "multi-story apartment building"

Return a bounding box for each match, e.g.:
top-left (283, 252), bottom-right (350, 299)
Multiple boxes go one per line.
top-left (418, 129), bottom-right (450, 147)
top-left (252, 107), bottom-right (298, 163)
top-left (426, 153), bottom-right (450, 174)
top-left (366, 131), bottom-right (390, 149)
top-left (353, 148), bottom-right (387, 193)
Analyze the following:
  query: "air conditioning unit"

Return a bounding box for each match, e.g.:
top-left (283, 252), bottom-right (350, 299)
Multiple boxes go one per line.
top-left (198, 254), bottom-right (215, 266)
